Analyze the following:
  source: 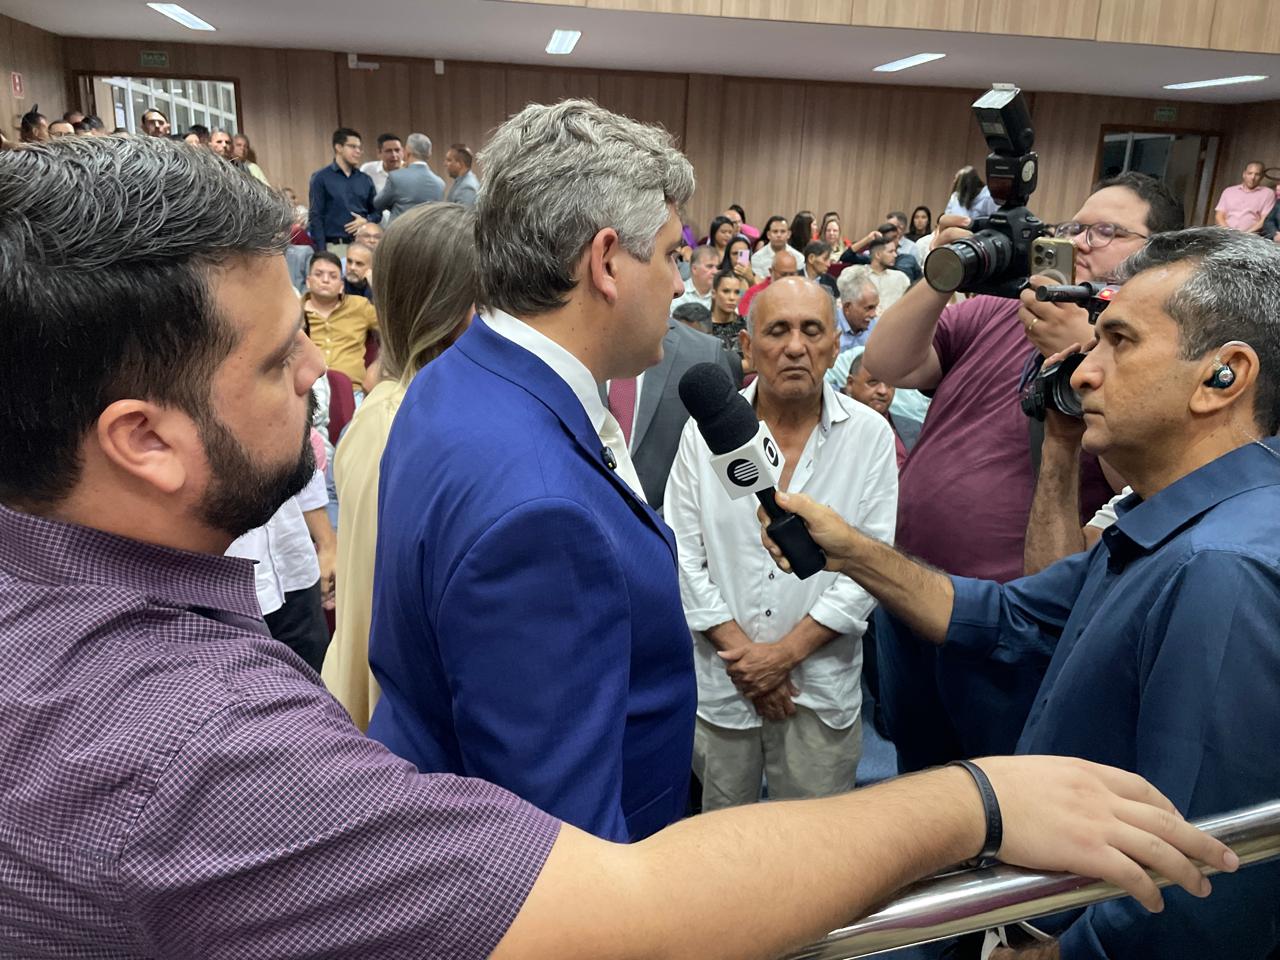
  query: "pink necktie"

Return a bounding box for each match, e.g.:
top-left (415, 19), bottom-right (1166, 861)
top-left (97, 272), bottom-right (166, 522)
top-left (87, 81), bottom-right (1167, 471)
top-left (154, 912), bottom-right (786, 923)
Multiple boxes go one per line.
top-left (609, 377), bottom-right (638, 447)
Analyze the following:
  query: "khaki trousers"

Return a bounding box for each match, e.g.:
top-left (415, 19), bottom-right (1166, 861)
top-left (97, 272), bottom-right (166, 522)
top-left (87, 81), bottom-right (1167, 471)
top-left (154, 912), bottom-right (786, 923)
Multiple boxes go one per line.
top-left (325, 241), bottom-right (350, 258)
top-left (693, 707), bottom-right (862, 812)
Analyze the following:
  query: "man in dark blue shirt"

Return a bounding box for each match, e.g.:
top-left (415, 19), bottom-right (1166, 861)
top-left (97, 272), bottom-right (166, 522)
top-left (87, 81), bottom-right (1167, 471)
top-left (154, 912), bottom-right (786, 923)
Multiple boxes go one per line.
top-left (763, 226), bottom-right (1280, 959)
top-left (307, 127), bottom-right (376, 253)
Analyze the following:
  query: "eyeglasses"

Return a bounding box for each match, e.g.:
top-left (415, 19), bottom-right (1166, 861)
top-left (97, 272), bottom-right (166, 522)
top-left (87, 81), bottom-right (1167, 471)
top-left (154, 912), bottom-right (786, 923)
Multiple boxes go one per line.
top-left (1052, 221), bottom-right (1149, 248)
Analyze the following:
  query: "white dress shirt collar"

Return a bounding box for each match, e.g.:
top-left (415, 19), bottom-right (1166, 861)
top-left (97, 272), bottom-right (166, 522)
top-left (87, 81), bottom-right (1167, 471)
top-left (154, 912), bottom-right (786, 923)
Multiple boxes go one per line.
top-left (741, 377), bottom-right (850, 435)
top-left (482, 307), bottom-right (608, 432)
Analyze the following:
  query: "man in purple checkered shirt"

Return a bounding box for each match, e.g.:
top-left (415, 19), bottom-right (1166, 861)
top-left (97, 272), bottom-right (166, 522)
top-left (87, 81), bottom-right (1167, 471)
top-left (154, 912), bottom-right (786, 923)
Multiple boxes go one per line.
top-left (0, 131), bottom-right (1234, 960)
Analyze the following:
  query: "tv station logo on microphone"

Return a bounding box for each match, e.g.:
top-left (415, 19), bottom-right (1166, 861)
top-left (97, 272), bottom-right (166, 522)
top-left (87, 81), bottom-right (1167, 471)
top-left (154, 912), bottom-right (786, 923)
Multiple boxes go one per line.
top-left (708, 423), bottom-right (786, 499)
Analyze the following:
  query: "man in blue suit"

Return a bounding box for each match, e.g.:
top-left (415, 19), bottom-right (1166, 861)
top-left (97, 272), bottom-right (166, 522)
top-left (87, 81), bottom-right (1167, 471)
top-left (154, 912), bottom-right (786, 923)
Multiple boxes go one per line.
top-left (368, 100), bottom-right (698, 842)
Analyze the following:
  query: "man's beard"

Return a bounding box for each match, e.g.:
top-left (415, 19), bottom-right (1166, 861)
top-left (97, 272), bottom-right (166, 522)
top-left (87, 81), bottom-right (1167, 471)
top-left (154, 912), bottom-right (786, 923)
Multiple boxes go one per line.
top-left (198, 392), bottom-right (317, 539)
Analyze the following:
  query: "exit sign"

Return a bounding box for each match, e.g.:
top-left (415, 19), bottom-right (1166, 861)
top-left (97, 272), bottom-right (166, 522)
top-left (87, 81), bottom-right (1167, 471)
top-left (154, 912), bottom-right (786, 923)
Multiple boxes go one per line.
top-left (140, 50), bottom-right (170, 69)
top-left (1154, 105), bottom-right (1178, 122)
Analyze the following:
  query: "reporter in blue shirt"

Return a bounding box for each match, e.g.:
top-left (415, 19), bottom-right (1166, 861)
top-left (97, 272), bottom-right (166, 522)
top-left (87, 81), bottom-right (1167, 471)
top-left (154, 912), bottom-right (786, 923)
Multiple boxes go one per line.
top-left (762, 227), bottom-right (1280, 960)
top-left (307, 127), bottom-right (376, 253)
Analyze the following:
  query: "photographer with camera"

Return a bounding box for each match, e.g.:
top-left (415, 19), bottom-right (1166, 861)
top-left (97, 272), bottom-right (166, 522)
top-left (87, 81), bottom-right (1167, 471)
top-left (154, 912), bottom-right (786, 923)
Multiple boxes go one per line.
top-left (764, 226), bottom-right (1280, 960)
top-left (864, 132), bottom-right (1184, 768)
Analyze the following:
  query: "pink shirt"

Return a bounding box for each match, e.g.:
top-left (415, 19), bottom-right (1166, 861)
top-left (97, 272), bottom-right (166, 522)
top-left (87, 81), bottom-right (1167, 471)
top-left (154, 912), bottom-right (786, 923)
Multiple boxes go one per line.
top-left (1216, 184), bottom-right (1276, 232)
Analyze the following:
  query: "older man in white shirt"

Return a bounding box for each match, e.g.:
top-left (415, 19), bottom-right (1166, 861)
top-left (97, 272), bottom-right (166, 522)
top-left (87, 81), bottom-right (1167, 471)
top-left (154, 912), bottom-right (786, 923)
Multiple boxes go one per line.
top-left (665, 277), bottom-right (898, 810)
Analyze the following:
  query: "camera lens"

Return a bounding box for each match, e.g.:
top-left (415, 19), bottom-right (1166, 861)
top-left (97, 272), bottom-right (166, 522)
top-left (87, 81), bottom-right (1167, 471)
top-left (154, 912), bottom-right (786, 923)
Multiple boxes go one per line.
top-left (924, 231), bottom-right (1014, 294)
top-left (1046, 353), bottom-right (1086, 417)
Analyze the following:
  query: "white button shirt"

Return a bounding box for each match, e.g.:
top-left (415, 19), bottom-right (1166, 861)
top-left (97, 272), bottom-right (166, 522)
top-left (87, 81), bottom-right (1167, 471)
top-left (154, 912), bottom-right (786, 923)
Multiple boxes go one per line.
top-left (664, 380), bottom-right (898, 730)
top-left (226, 467), bottom-right (328, 616)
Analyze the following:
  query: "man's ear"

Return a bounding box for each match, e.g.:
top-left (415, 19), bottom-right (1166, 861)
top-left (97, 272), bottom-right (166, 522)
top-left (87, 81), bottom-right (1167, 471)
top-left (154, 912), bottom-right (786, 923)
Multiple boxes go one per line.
top-left (739, 327), bottom-right (753, 370)
top-left (1189, 340), bottom-right (1259, 418)
top-left (94, 399), bottom-right (193, 496)
top-left (586, 228), bottom-right (623, 305)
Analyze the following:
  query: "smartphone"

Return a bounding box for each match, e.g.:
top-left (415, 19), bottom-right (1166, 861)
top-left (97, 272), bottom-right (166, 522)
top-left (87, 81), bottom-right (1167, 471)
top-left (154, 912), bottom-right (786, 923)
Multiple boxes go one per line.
top-left (735, 248), bottom-right (750, 266)
top-left (1030, 237), bottom-right (1075, 285)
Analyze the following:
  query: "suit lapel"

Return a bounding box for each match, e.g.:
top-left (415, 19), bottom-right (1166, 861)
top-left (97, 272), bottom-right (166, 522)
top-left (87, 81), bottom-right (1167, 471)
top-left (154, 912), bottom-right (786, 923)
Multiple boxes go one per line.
top-left (456, 318), bottom-right (676, 561)
top-left (630, 319), bottom-right (677, 454)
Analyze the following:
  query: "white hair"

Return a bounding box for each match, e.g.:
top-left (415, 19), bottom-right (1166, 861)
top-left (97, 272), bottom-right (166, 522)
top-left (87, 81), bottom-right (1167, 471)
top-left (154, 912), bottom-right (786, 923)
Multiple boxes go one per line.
top-left (836, 264), bottom-right (876, 305)
top-left (405, 132), bottom-right (432, 160)
top-left (475, 99), bottom-right (695, 315)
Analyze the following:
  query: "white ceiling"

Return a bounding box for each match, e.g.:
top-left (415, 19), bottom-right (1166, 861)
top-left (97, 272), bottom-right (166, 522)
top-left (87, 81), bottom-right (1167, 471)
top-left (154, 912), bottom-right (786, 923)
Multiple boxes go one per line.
top-left (6, 0), bottom-right (1280, 104)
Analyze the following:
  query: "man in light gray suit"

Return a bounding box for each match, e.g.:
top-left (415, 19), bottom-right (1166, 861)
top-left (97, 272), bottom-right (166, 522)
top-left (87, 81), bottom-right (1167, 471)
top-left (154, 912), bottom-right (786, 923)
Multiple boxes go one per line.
top-left (373, 132), bottom-right (445, 221)
top-left (444, 143), bottom-right (480, 208)
top-left (604, 318), bottom-right (741, 513)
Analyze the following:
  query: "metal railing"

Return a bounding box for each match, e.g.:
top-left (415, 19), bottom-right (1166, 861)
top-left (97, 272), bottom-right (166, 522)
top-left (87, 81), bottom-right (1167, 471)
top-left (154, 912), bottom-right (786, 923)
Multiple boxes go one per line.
top-left (785, 799), bottom-right (1280, 960)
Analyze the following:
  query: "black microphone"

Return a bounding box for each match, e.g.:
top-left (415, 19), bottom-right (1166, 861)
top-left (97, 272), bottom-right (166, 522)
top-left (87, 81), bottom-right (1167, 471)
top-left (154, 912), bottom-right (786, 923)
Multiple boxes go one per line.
top-left (678, 362), bottom-right (827, 579)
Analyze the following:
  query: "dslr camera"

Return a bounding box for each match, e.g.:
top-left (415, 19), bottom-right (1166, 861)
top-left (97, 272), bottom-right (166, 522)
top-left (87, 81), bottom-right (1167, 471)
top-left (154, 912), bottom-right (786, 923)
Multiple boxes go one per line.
top-left (925, 84), bottom-right (1046, 299)
top-left (1019, 282), bottom-right (1120, 420)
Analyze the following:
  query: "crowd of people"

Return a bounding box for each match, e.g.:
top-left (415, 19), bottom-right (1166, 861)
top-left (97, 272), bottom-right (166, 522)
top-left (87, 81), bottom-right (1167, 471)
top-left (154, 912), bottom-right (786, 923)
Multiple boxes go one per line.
top-left (2, 94), bottom-right (1279, 960)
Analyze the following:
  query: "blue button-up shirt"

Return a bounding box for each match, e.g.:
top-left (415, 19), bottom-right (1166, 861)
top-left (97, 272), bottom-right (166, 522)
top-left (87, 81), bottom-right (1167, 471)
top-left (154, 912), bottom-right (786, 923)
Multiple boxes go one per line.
top-left (307, 161), bottom-right (376, 249)
top-left (944, 438), bottom-right (1280, 959)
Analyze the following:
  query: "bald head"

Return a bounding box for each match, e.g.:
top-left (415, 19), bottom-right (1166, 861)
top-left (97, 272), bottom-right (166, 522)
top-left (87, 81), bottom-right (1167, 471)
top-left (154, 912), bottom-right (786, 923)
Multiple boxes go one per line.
top-left (747, 276), bottom-right (836, 335)
top-left (770, 250), bottom-right (798, 281)
top-left (745, 277), bottom-right (840, 402)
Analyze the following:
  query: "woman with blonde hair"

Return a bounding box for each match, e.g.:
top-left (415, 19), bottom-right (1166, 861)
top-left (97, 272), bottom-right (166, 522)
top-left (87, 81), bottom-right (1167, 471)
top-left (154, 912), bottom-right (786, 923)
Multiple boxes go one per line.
top-left (321, 202), bottom-right (479, 729)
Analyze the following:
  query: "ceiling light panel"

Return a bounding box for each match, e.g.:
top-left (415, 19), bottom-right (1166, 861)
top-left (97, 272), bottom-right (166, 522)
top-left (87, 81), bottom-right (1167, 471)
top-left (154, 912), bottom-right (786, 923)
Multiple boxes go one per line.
top-left (546, 29), bottom-right (581, 56)
top-left (874, 53), bottom-right (946, 73)
top-left (146, 3), bottom-right (216, 31)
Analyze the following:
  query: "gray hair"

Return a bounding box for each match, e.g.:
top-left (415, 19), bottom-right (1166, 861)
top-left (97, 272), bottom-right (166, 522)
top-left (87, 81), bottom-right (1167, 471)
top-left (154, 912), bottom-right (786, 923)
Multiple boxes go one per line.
top-left (405, 132), bottom-right (432, 160)
top-left (690, 245), bottom-right (720, 268)
top-left (1116, 226), bottom-right (1280, 433)
top-left (746, 276), bottom-right (838, 336)
top-left (475, 98), bottom-right (695, 315)
top-left (836, 264), bottom-right (876, 304)
top-left (0, 135), bottom-right (293, 504)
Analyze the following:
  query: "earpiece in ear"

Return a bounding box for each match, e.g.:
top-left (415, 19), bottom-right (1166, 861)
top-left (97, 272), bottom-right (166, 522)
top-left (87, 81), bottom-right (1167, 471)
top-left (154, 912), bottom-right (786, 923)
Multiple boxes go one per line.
top-left (1205, 363), bottom-right (1236, 389)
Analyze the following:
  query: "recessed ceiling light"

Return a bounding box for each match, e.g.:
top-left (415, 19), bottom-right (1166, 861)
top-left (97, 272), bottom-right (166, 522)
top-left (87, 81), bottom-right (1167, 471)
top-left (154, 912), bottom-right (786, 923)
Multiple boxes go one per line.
top-left (146, 3), bottom-right (216, 31)
top-left (546, 29), bottom-right (581, 56)
top-left (874, 53), bottom-right (946, 73)
top-left (1163, 74), bottom-right (1267, 90)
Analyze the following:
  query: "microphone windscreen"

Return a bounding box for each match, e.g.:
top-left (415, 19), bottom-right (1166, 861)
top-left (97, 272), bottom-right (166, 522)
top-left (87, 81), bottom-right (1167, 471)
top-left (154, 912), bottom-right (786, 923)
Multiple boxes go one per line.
top-left (678, 363), bottom-right (758, 455)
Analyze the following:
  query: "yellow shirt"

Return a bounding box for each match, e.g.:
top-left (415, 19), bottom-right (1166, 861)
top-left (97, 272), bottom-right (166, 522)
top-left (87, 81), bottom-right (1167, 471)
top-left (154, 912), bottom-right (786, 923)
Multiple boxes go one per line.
top-left (321, 378), bottom-right (406, 730)
top-left (303, 292), bottom-right (378, 389)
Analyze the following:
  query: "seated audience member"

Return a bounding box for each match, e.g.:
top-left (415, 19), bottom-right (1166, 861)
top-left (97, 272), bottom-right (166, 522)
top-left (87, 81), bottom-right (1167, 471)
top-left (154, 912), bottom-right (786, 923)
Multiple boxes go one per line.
top-left (945, 164), bottom-right (998, 220)
top-left (707, 214), bottom-right (736, 260)
top-left (834, 264), bottom-right (878, 350)
top-left (47, 119), bottom-right (75, 138)
top-left (71, 120), bottom-right (90, 135)
top-left (726, 203), bottom-right (759, 243)
top-left (865, 236), bottom-right (910, 312)
top-left (139, 107), bottom-right (169, 137)
top-left (19, 106), bottom-right (48, 143)
top-left (359, 132), bottom-right (404, 196)
top-left (182, 131), bottom-right (202, 147)
top-left (906, 205), bottom-right (932, 242)
top-left (302, 251), bottom-right (378, 393)
top-left (838, 223), bottom-right (887, 267)
top-left (666, 277), bottom-right (897, 811)
top-left (672, 300), bottom-right (712, 334)
top-left (62, 109), bottom-right (84, 125)
top-left (883, 212), bottom-right (921, 282)
top-left (750, 215), bottom-right (803, 276)
top-left (355, 221), bottom-right (384, 249)
top-left (187, 124), bottom-right (211, 146)
top-left (1214, 161), bottom-right (1275, 234)
top-left (828, 344), bottom-right (930, 438)
top-left (674, 245), bottom-right (719, 310)
top-left (322, 202), bottom-right (477, 732)
top-left (765, 227), bottom-right (1280, 960)
top-left (373, 132), bottom-right (444, 222)
top-left (863, 172), bottom-right (1180, 770)
top-left (789, 211), bottom-right (815, 252)
top-left (226, 455), bottom-right (336, 673)
top-left (709, 269), bottom-right (748, 364)
top-left (801, 241), bottom-right (838, 298)
top-left (1263, 189), bottom-right (1280, 242)
top-left (0, 111), bottom-right (1239, 960)
top-left (343, 241), bottom-right (375, 301)
top-left (231, 133), bottom-right (270, 184)
top-left (444, 142), bottom-right (480, 207)
top-left (739, 249), bottom-right (798, 318)
top-left (819, 212), bottom-right (844, 256)
top-left (722, 235), bottom-right (761, 288)
top-left (841, 350), bottom-right (918, 466)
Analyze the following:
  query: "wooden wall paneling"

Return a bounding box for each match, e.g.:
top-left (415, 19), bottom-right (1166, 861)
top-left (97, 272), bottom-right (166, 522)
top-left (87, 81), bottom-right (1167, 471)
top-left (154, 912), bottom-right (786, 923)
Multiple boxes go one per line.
top-left (338, 59), bottom-right (414, 154)
top-left (275, 50), bottom-right (341, 196)
top-left (1209, 0), bottom-right (1280, 54)
top-left (1095, 0), bottom-right (1213, 48)
top-left (720, 0), bottom-right (853, 25)
top-left (975, 0), bottom-right (1101, 40)
top-left (680, 72), bottom-right (727, 228)
top-left (585, 0), bottom-right (722, 13)
top-left (850, 0), bottom-right (977, 31)
top-left (408, 60), bottom-right (509, 178)
top-left (0, 13), bottom-right (69, 139)
top-left (596, 71), bottom-right (688, 146)
top-left (505, 65), bottom-right (601, 117)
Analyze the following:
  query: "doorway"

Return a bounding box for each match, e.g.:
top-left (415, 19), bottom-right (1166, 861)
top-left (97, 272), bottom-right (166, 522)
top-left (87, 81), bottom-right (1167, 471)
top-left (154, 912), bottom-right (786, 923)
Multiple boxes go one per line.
top-left (1097, 127), bottom-right (1221, 226)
